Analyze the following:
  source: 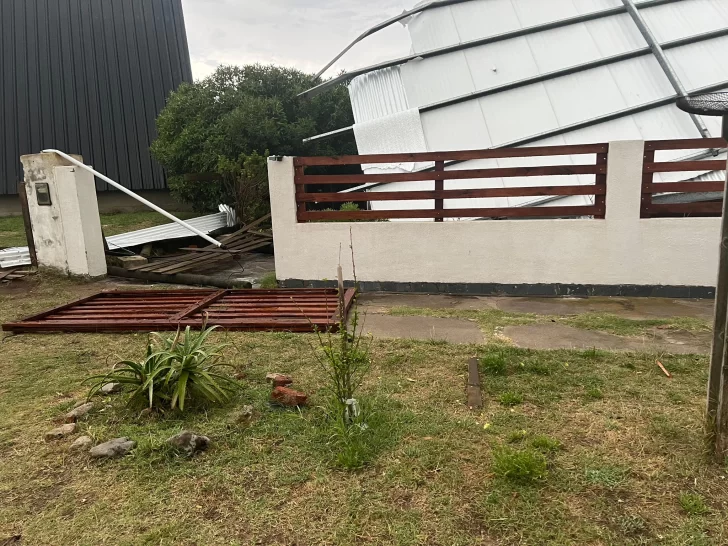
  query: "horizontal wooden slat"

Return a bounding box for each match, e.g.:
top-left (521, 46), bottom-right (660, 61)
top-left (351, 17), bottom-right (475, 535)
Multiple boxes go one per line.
top-left (643, 181), bottom-right (725, 194)
top-left (299, 205), bottom-right (600, 221)
top-left (644, 138), bottom-right (727, 151)
top-left (297, 164), bottom-right (605, 185)
top-left (646, 202), bottom-right (723, 215)
top-left (299, 184), bottom-right (604, 203)
top-left (293, 143), bottom-right (609, 166)
top-left (644, 160), bottom-right (727, 173)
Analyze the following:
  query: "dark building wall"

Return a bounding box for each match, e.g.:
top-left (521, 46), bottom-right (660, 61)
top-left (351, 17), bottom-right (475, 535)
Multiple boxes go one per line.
top-left (0, 0), bottom-right (193, 195)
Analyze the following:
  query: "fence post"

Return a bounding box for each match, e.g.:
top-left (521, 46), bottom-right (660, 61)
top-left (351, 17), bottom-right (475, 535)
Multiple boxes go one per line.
top-left (594, 151), bottom-right (608, 219)
top-left (294, 164), bottom-right (305, 222)
top-left (640, 146), bottom-right (655, 218)
top-left (17, 182), bottom-right (38, 267)
top-left (710, 155), bottom-right (728, 458)
top-left (434, 160), bottom-right (445, 222)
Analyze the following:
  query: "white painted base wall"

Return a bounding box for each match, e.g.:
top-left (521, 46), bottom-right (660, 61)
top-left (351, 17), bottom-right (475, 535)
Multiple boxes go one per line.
top-left (21, 153), bottom-right (107, 277)
top-left (268, 141), bottom-right (723, 288)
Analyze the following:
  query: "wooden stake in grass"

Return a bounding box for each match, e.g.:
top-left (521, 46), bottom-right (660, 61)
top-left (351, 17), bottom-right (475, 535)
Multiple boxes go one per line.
top-left (467, 357), bottom-right (483, 409)
top-left (657, 361), bottom-right (672, 378)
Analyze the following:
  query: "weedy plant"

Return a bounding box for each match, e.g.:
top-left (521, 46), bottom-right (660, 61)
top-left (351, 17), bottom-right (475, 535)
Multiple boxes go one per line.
top-left (309, 232), bottom-right (373, 468)
top-left (679, 492), bottom-right (709, 516)
top-left (86, 324), bottom-right (239, 412)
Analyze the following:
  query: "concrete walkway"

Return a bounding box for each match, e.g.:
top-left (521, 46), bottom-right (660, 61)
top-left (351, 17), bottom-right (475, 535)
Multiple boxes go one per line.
top-left (357, 293), bottom-right (714, 353)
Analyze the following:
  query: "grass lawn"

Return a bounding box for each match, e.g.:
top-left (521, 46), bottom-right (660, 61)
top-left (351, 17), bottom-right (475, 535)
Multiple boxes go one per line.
top-left (0, 278), bottom-right (727, 545)
top-left (0, 211), bottom-right (198, 249)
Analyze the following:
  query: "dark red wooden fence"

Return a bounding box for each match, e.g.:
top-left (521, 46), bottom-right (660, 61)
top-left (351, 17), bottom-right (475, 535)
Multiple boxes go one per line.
top-left (641, 138), bottom-right (727, 218)
top-left (294, 143), bottom-right (609, 222)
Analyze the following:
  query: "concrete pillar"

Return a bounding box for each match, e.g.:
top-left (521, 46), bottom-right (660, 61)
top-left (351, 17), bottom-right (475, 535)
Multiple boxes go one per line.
top-left (604, 140), bottom-right (645, 223)
top-left (20, 153), bottom-right (107, 277)
top-left (267, 156), bottom-right (297, 281)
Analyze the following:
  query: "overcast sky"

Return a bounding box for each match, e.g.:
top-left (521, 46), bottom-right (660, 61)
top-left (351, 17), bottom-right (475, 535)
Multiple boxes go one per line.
top-left (181, 0), bottom-right (413, 80)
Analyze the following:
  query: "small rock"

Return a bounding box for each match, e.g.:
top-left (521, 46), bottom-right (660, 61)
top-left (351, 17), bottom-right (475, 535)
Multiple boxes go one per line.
top-left (167, 431), bottom-right (211, 457)
top-left (45, 423), bottom-right (77, 441)
top-left (229, 405), bottom-right (255, 425)
top-left (100, 383), bottom-right (122, 395)
top-left (89, 437), bottom-right (136, 458)
top-left (266, 373), bottom-right (294, 387)
top-left (270, 386), bottom-right (308, 407)
top-left (70, 435), bottom-right (93, 451)
top-left (64, 402), bottom-right (94, 423)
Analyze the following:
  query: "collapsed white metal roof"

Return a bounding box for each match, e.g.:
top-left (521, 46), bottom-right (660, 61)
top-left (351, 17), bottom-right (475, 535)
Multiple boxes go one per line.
top-left (315, 0), bottom-right (728, 214)
top-left (0, 208), bottom-right (233, 269)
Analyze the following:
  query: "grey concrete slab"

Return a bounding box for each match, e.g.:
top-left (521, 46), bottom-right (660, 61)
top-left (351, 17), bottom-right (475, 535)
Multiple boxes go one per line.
top-left (194, 253), bottom-right (275, 287)
top-left (358, 292), bottom-right (713, 321)
top-left (494, 296), bottom-right (713, 320)
top-left (358, 293), bottom-right (498, 313)
top-left (503, 323), bottom-right (710, 354)
top-left (361, 314), bottom-right (485, 344)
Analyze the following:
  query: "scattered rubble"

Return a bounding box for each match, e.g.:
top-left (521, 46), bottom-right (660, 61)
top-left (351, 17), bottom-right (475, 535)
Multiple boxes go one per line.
top-left (167, 431), bottom-right (211, 456)
top-left (266, 373), bottom-right (293, 387)
top-left (89, 437), bottom-right (136, 458)
top-left (107, 255), bottom-right (148, 269)
top-left (271, 386), bottom-right (308, 407)
top-left (45, 423), bottom-right (77, 441)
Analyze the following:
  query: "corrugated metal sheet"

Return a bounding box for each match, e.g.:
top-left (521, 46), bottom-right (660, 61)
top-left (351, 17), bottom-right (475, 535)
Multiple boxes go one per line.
top-left (349, 67), bottom-right (410, 124)
top-left (348, 0), bottom-right (728, 213)
top-left (1, 210), bottom-right (230, 269)
top-left (0, 0), bottom-right (193, 196)
top-left (0, 248), bottom-right (31, 269)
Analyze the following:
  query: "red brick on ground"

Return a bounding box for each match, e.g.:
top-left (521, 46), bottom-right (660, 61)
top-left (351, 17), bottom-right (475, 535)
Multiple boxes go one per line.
top-left (270, 386), bottom-right (307, 407)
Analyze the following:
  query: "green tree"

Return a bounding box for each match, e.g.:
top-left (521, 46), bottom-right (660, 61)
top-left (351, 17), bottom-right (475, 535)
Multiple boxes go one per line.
top-left (151, 64), bottom-right (357, 223)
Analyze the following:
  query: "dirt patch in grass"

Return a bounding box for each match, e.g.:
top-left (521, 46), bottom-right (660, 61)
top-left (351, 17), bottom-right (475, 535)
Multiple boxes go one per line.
top-left (0, 279), bottom-right (726, 545)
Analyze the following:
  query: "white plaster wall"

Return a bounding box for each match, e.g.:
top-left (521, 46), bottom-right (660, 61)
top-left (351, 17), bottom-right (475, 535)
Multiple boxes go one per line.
top-left (20, 153), bottom-right (106, 277)
top-left (54, 167), bottom-right (107, 277)
top-left (269, 141), bottom-right (722, 287)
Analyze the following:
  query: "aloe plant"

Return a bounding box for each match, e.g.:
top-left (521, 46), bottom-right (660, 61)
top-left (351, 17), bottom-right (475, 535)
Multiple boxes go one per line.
top-left (86, 325), bottom-right (238, 412)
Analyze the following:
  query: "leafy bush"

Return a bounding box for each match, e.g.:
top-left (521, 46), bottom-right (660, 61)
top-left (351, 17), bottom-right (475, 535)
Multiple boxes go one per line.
top-left (320, 202), bottom-right (363, 222)
top-left (151, 64), bottom-right (357, 222)
top-left (492, 447), bottom-right (548, 483)
top-left (87, 325), bottom-right (238, 412)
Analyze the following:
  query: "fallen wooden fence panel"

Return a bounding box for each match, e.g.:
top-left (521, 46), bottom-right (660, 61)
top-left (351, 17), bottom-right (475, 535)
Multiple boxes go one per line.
top-left (2, 288), bottom-right (355, 334)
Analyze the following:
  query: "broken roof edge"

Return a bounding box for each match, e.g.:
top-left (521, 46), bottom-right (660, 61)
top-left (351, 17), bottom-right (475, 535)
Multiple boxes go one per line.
top-left (307, 78), bottom-right (728, 149)
top-left (302, 26), bottom-right (728, 143)
top-left (299, 0), bottom-right (683, 100)
top-left (310, 0), bottom-right (477, 83)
